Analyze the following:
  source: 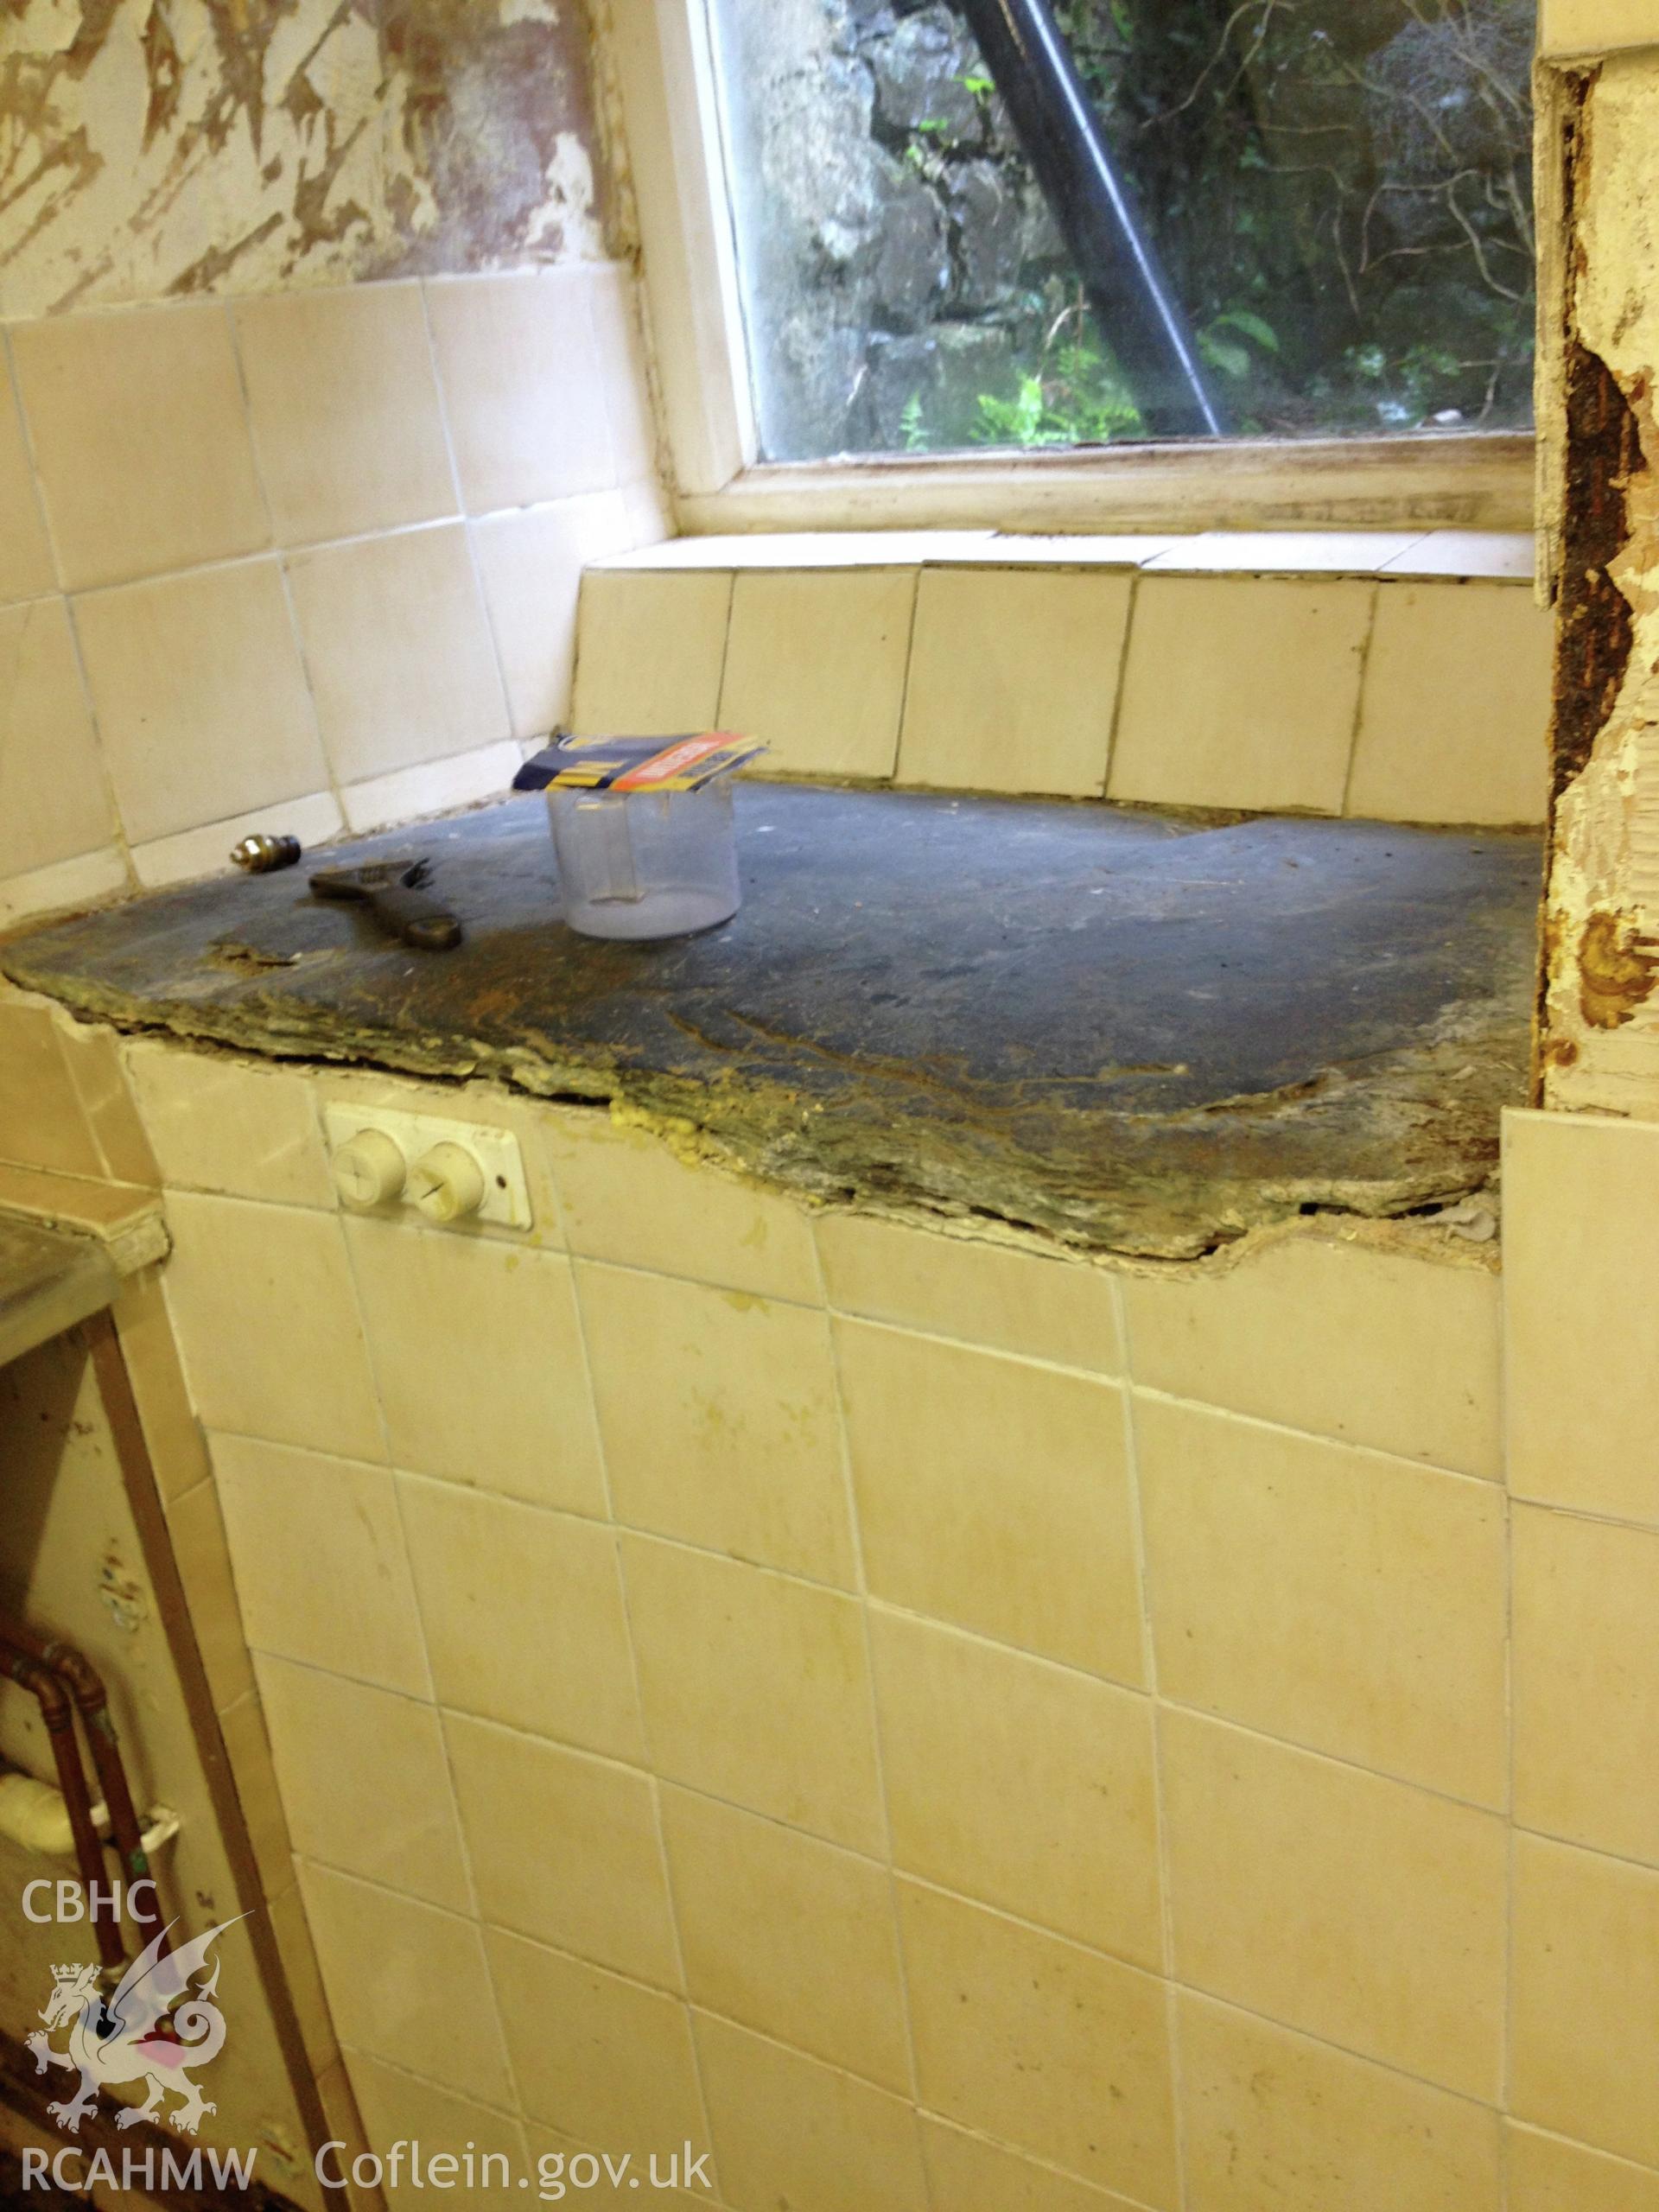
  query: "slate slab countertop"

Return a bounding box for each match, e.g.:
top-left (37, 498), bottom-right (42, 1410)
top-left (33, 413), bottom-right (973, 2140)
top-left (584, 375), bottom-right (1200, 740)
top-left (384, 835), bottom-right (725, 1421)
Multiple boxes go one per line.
top-left (2, 786), bottom-right (1542, 1260)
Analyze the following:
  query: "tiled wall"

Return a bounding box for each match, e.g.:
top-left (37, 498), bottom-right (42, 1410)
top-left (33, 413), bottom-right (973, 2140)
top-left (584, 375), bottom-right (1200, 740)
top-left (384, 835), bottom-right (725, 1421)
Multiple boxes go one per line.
top-left (23, 1008), bottom-right (1650, 2212)
top-left (575, 531), bottom-right (1552, 828)
top-left (0, 988), bottom-right (385, 2202)
top-left (0, 270), bottom-right (669, 927)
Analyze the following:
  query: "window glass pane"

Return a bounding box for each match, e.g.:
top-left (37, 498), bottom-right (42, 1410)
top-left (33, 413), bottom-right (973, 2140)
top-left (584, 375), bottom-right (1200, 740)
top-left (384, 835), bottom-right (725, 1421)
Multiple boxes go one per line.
top-left (707, 0), bottom-right (1536, 461)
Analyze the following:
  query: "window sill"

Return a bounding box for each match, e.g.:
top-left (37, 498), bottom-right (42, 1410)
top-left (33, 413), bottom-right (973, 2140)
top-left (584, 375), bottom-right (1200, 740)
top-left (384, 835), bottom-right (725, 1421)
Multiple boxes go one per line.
top-left (598, 525), bottom-right (1535, 583)
top-left (672, 435), bottom-right (1535, 542)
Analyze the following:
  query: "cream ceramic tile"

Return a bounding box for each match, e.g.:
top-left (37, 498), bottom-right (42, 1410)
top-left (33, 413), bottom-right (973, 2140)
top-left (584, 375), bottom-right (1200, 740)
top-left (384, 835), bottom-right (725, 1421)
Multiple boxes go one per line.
top-left (125, 1041), bottom-right (331, 1205)
top-left (918, 2120), bottom-right (1147, 2212)
top-left (1348, 582), bottom-right (1550, 825)
top-left (1512, 1832), bottom-right (1659, 2167)
top-left (620, 1535), bottom-right (883, 1852)
top-left (255, 1655), bottom-right (470, 1911)
top-left (287, 524), bottom-right (508, 785)
top-left (871, 1609), bottom-right (1160, 1965)
top-left (0, 361), bottom-right (53, 606)
top-left (315, 2056), bottom-right (376, 2211)
top-left (546, 1108), bottom-right (821, 1301)
top-left (0, 848), bottom-right (129, 927)
top-left (1138, 1397), bottom-right (1507, 1805)
top-left (695, 2013), bottom-right (928, 2212)
top-left (10, 302), bottom-right (269, 590)
top-left (570, 569), bottom-right (732, 737)
top-left (897, 568), bottom-right (1130, 797)
top-left (578, 1263), bottom-right (854, 1585)
top-left (1124, 1232), bottom-right (1502, 1478)
top-left (162, 1478), bottom-right (256, 1710)
top-left (717, 569), bottom-right (915, 780)
top-left (1507, 2124), bottom-right (1659, 2212)
top-left (299, 1862), bottom-right (512, 2107)
top-left (162, 1192), bottom-right (382, 1460)
top-left (1109, 575), bottom-right (1372, 814)
top-left (269, 1880), bottom-right (340, 2076)
top-left (816, 1214), bottom-right (1121, 1370)
top-left (1143, 531), bottom-right (1421, 575)
top-left (963, 533), bottom-right (1171, 567)
top-left (112, 1270), bottom-right (211, 1504)
top-left (424, 270), bottom-right (618, 513)
top-left (620, 479), bottom-right (675, 547)
top-left (345, 2050), bottom-right (530, 2210)
top-left (659, 1785), bottom-right (910, 2091)
top-left (595, 532), bottom-right (994, 571)
top-left (397, 1477), bottom-right (642, 1761)
top-left (444, 1711), bottom-right (679, 1989)
top-left (1539, 0), bottom-right (1659, 54)
top-left (0, 597), bottom-right (113, 878)
top-left (340, 739), bottom-right (521, 835)
top-left (130, 788), bottom-right (343, 891)
top-left (1160, 1708), bottom-right (1505, 2100)
top-left (217, 1689), bottom-right (295, 1899)
top-left (1178, 1993), bottom-right (1500, 2212)
top-left (588, 265), bottom-right (658, 488)
top-left (471, 493), bottom-right (634, 741)
top-left (0, 999), bottom-right (103, 1175)
top-left (898, 1879), bottom-right (1178, 2206)
top-left (1379, 532), bottom-right (1535, 579)
top-left (836, 1320), bottom-right (1143, 1683)
top-left (73, 561), bottom-right (327, 847)
top-left (1504, 1110), bottom-right (1659, 1522)
top-left (486, 1928), bottom-right (708, 2164)
top-left (212, 1434), bottom-right (428, 1694)
top-left (346, 1221), bottom-right (606, 1518)
top-left (234, 283), bottom-right (457, 546)
top-left (54, 1020), bottom-right (156, 1186)
top-left (1515, 1505), bottom-right (1659, 1865)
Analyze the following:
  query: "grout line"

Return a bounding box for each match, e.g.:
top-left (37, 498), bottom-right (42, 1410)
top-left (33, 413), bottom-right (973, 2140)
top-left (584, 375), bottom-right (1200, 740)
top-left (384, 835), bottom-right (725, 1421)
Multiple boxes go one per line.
top-left (1117, 1275), bottom-right (1191, 2212)
top-left (817, 1228), bottom-right (930, 2139)
top-left (565, 1235), bottom-right (726, 2202)
top-left (1338, 575), bottom-right (1381, 818)
top-left (368, 1456), bottom-right (525, 2132)
top-left (887, 564), bottom-right (925, 786)
top-left (1101, 565), bottom-right (1141, 798)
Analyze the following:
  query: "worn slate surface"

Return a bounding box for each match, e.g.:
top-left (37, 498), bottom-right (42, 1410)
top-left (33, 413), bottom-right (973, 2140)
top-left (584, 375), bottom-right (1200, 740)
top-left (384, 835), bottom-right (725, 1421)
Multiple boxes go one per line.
top-left (2, 788), bottom-right (1542, 1257)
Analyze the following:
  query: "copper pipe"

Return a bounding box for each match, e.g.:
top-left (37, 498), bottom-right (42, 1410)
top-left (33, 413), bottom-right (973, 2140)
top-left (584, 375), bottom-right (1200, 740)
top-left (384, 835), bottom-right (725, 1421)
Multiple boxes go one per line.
top-left (4, 1653), bottom-right (125, 1976)
top-left (0, 1615), bottom-right (163, 1954)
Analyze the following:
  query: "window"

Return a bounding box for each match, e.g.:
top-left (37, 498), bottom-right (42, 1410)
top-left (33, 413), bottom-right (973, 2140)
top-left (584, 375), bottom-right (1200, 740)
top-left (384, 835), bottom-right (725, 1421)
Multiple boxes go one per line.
top-left (702, 0), bottom-right (1536, 466)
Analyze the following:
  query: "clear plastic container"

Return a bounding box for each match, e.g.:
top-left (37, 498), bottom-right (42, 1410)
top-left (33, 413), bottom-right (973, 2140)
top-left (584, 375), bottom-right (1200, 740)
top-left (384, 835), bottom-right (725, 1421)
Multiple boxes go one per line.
top-left (549, 781), bottom-right (741, 940)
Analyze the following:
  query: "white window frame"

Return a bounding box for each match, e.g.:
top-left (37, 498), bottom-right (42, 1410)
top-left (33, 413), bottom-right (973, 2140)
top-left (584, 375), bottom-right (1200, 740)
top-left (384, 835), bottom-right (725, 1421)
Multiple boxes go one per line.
top-left (612, 0), bottom-right (1535, 537)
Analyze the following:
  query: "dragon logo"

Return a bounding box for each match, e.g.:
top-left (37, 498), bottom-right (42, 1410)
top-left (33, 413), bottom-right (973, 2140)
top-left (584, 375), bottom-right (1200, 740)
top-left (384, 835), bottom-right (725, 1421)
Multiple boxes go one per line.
top-left (26, 1918), bottom-right (239, 2139)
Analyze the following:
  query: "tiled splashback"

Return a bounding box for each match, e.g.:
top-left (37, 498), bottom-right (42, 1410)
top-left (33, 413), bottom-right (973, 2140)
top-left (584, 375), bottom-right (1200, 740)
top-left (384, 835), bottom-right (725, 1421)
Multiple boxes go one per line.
top-left (576, 531), bottom-right (1552, 828)
top-left (0, 268), bottom-right (668, 926)
top-left (14, 987), bottom-right (1659, 2208)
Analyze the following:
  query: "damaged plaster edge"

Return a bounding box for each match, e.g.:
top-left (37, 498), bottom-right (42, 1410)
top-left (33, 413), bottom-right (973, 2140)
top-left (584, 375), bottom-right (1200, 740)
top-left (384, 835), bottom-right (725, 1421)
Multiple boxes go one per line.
top-left (1532, 57), bottom-right (1591, 608)
top-left (1536, 52), bottom-right (1659, 1113)
top-left (3, 974), bottom-right (1505, 1280)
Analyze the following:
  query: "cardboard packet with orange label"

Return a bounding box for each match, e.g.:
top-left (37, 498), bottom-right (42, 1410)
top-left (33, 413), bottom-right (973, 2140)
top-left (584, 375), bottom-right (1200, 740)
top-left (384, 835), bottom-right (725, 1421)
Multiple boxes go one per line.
top-left (512, 732), bottom-right (768, 796)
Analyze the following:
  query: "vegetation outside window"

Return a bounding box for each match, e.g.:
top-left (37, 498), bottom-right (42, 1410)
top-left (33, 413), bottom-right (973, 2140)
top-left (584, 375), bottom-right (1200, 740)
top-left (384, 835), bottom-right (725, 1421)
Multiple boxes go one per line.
top-left (705, 0), bottom-right (1538, 463)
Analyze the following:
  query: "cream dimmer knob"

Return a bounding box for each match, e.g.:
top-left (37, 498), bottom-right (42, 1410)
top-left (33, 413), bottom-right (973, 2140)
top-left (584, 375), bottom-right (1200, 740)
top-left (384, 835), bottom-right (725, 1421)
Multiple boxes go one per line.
top-left (334, 1128), bottom-right (408, 1208)
top-left (410, 1141), bottom-right (486, 1225)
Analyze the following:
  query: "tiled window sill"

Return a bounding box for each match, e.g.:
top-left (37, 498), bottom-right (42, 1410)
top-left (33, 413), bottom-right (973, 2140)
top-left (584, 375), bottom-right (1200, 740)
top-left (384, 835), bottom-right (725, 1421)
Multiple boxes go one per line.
top-left (594, 528), bottom-right (1535, 584)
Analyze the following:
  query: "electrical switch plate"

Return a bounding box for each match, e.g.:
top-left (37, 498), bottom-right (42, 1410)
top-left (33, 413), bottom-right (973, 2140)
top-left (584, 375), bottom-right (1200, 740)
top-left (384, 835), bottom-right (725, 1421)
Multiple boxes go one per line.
top-left (323, 1103), bottom-right (532, 1230)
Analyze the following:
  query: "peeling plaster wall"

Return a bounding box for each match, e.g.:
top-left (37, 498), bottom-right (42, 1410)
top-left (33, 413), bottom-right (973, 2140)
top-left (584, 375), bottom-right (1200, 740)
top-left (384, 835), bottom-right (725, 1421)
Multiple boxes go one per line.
top-left (0, 0), bottom-right (619, 319)
top-left (1538, 51), bottom-right (1659, 1110)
